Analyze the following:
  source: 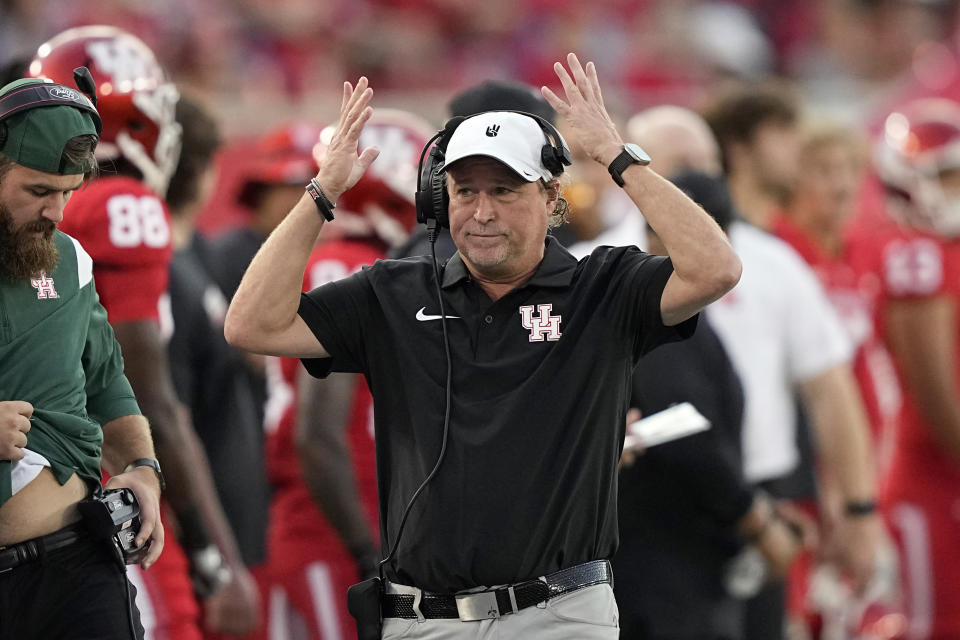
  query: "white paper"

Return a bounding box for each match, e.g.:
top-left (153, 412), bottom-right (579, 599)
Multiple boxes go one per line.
top-left (623, 402), bottom-right (711, 449)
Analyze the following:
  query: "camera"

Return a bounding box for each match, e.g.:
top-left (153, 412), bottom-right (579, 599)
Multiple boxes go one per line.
top-left (78, 487), bottom-right (149, 565)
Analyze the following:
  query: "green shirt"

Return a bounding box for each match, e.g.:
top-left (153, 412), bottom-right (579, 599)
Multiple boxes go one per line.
top-left (0, 231), bottom-right (140, 505)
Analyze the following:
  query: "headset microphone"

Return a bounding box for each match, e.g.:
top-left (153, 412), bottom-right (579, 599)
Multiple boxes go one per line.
top-left (73, 66), bottom-right (98, 107)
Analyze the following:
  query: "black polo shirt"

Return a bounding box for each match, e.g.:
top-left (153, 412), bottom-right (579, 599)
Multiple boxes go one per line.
top-left (297, 236), bottom-right (696, 592)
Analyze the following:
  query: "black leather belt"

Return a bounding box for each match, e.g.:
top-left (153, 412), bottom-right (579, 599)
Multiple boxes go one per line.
top-left (382, 559), bottom-right (613, 621)
top-left (0, 523), bottom-right (85, 573)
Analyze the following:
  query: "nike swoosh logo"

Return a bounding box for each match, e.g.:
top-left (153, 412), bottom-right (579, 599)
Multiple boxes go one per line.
top-left (416, 307), bottom-right (461, 321)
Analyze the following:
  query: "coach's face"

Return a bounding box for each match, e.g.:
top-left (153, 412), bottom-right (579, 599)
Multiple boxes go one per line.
top-left (446, 157), bottom-right (554, 280)
top-left (0, 162), bottom-right (82, 280)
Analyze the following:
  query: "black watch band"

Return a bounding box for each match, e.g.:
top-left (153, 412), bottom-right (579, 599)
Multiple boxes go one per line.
top-left (608, 143), bottom-right (651, 187)
top-left (124, 458), bottom-right (166, 492)
top-left (306, 178), bottom-right (336, 221)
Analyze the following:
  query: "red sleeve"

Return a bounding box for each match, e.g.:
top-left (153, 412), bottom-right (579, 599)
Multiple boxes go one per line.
top-left (303, 240), bottom-right (385, 291)
top-left (60, 177), bottom-right (172, 324)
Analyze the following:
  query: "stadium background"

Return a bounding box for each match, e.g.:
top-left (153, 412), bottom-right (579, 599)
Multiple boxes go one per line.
top-left (3, 0), bottom-right (960, 233)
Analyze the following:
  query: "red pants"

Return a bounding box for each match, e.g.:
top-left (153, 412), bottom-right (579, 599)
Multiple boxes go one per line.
top-left (127, 534), bottom-right (202, 640)
top-left (264, 552), bottom-right (359, 640)
top-left (885, 485), bottom-right (960, 640)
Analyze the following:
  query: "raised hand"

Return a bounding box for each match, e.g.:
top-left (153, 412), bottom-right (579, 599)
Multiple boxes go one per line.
top-left (541, 53), bottom-right (623, 167)
top-left (313, 77), bottom-right (380, 202)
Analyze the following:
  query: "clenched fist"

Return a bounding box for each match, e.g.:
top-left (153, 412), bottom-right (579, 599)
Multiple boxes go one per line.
top-left (0, 401), bottom-right (33, 461)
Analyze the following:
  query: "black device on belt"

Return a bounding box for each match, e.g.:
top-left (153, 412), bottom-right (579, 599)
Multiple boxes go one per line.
top-left (77, 487), bottom-right (149, 565)
top-left (381, 559), bottom-right (613, 621)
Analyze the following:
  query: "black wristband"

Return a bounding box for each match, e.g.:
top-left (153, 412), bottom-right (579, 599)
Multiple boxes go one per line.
top-left (845, 499), bottom-right (878, 517)
top-left (124, 457), bottom-right (165, 492)
top-left (306, 178), bottom-right (336, 221)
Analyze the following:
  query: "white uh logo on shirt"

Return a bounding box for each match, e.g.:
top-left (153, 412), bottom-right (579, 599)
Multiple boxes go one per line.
top-left (30, 272), bottom-right (58, 299)
top-left (519, 304), bottom-right (562, 342)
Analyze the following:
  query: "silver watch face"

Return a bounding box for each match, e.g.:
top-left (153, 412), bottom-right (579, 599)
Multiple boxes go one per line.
top-left (624, 143), bottom-right (651, 165)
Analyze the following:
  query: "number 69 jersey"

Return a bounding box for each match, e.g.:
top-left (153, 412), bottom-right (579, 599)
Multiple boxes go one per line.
top-left (59, 176), bottom-right (172, 325)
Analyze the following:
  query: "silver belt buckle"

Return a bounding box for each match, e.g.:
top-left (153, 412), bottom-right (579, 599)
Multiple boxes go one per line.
top-left (455, 590), bottom-right (500, 621)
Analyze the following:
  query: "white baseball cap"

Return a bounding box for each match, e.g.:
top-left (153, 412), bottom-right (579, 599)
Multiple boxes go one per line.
top-left (443, 111), bottom-right (556, 182)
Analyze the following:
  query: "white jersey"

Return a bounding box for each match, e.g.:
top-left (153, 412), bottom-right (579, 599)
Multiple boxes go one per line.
top-left (707, 221), bottom-right (852, 482)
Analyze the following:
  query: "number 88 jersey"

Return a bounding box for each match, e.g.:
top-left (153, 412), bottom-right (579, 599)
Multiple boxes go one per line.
top-left (60, 176), bottom-right (172, 325)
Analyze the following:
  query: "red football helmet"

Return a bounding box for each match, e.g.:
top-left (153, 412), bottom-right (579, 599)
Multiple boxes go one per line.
top-left (28, 25), bottom-right (181, 198)
top-left (237, 121), bottom-right (325, 209)
top-left (875, 98), bottom-right (960, 237)
top-left (317, 109), bottom-right (434, 246)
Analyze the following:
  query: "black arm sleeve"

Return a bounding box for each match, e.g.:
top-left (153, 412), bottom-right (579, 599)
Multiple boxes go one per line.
top-left (597, 247), bottom-right (698, 361)
top-left (296, 267), bottom-right (376, 378)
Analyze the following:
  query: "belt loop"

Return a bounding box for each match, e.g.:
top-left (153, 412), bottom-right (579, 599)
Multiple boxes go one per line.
top-left (507, 586), bottom-right (519, 614)
top-left (412, 588), bottom-right (425, 623)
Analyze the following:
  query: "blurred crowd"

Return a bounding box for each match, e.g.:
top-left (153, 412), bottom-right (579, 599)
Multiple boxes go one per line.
top-left (3, 0), bottom-right (960, 639)
top-left (3, 0), bottom-right (960, 128)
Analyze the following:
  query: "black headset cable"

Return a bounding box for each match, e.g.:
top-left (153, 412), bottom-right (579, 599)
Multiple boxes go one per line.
top-left (377, 217), bottom-right (454, 582)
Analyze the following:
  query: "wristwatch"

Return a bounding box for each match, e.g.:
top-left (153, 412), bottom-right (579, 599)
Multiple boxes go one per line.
top-left (608, 143), bottom-right (651, 187)
top-left (124, 458), bottom-right (166, 492)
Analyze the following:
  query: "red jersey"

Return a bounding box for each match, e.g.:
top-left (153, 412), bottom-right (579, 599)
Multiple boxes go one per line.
top-left (865, 225), bottom-right (960, 486)
top-left (59, 177), bottom-right (172, 326)
top-left (61, 176), bottom-right (200, 638)
top-left (855, 220), bottom-right (960, 639)
top-left (264, 239), bottom-right (381, 560)
top-left (774, 216), bottom-right (901, 470)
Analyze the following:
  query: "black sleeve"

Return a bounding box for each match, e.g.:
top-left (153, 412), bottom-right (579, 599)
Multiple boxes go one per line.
top-left (602, 248), bottom-right (698, 361)
top-left (296, 268), bottom-right (376, 378)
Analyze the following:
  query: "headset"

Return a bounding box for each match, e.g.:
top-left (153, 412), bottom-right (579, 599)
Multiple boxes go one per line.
top-left (0, 67), bottom-right (101, 148)
top-left (414, 110), bottom-right (572, 229)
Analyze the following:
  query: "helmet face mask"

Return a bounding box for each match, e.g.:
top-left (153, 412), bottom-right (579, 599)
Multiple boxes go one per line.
top-left (877, 99), bottom-right (960, 237)
top-left (29, 25), bottom-right (182, 197)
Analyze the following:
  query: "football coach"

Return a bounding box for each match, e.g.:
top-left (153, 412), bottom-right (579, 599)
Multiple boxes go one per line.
top-left (226, 53), bottom-right (741, 640)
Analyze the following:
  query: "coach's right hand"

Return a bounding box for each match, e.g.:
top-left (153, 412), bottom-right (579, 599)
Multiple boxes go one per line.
top-left (312, 76), bottom-right (380, 203)
top-left (0, 401), bottom-right (32, 461)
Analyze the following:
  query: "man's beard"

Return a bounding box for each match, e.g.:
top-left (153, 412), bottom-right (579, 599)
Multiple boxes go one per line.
top-left (0, 203), bottom-right (59, 282)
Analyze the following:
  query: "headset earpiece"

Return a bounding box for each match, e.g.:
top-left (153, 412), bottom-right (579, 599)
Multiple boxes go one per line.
top-left (428, 155), bottom-right (449, 229)
top-left (416, 145), bottom-right (450, 227)
top-left (415, 117), bottom-right (464, 228)
top-left (522, 112), bottom-right (571, 178)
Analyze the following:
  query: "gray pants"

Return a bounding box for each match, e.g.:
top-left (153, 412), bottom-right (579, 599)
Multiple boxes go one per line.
top-left (381, 582), bottom-right (620, 639)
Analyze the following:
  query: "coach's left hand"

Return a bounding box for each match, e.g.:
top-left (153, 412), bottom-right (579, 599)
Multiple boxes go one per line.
top-left (312, 76), bottom-right (380, 203)
top-left (542, 53), bottom-right (625, 169)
